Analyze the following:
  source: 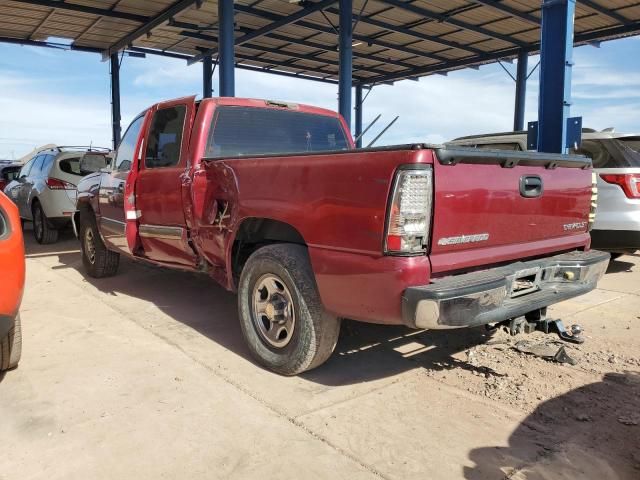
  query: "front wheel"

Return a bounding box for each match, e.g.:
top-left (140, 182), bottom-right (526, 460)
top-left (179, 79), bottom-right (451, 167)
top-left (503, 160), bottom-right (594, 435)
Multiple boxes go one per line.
top-left (80, 211), bottom-right (120, 278)
top-left (1, 314), bottom-right (22, 371)
top-left (237, 244), bottom-right (341, 376)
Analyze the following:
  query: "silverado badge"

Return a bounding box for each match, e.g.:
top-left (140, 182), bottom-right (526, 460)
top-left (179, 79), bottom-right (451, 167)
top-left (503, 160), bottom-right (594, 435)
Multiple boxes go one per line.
top-left (437, 233), bottom-right (490, 246)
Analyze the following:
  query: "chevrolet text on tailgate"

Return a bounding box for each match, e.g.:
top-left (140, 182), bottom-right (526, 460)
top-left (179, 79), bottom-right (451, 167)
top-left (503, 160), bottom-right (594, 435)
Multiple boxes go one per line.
top-left (74, 96), bottom-right (609, 375)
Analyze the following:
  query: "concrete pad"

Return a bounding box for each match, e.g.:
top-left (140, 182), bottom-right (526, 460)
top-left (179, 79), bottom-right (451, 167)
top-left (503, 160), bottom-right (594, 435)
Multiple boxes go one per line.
top-left (0, 258), bottom-right (377, 480)
top-left (4, 233), bottom-right (639, 479)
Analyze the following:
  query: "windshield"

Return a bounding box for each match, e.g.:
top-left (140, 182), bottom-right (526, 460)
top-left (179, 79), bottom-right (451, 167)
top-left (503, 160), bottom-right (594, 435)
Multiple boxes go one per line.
top-left (206, 106), bottom-right (349, 158)
top-left (571, 137), bottom-right (640, 168)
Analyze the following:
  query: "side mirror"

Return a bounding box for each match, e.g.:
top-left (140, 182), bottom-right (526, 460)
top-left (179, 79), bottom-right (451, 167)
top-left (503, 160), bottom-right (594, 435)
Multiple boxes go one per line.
top-left (80, 154), bottom-right (109, 175)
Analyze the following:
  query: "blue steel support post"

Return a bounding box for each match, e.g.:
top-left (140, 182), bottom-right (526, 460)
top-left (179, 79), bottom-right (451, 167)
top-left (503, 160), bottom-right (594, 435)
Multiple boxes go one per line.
top-left (110, 53), bottom-right (121, 149)
top-left (218, 0), bottom-right (235, 97)
top-left (537, 0), bottom-right (576, 153)
top-left (354, 84), bottom-right (363, 148)
top-left (203, 55), bottom-right (213, 98)
top-left (513, 50), bottom-right (528, 131)
top-left (338, 0), bottom-right (352, 128)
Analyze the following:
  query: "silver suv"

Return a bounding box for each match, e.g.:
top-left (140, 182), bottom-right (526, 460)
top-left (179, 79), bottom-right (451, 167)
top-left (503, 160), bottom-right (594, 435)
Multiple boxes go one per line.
top-left (3, 147), bottom-right (109, 244)
top-left (448, 129), bottom-right (640, 257)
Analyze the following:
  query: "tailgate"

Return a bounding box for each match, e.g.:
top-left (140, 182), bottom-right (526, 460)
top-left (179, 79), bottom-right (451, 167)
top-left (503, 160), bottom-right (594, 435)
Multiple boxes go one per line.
top-left (429, 147), bottom-right (592, 273)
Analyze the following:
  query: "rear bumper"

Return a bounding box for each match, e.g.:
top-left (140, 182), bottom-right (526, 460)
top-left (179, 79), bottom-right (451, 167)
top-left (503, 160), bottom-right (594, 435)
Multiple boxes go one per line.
top-left (590, 230), bottom-right (640, 252)
top-left (402, 250), bottom-right (610, 329)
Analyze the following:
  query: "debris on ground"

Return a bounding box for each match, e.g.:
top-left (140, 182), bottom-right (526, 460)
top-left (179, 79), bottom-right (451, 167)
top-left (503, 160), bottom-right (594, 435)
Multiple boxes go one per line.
top-left (514, 340), bottom-right (578, 365)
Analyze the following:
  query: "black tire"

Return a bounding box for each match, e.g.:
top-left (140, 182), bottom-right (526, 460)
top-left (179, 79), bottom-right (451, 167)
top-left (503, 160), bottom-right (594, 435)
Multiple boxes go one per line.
top-left (32, 201), bottom-right (59, 244)
top-left (80, 210), bottom-right (120, 278)
top-left (238, 244), bottom-right (341, 375)
top-left (1, 314), bottom-right (22, 371)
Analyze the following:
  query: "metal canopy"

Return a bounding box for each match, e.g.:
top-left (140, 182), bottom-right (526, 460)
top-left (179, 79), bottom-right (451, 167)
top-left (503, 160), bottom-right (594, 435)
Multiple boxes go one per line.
top-left (1, 0), bottom-right (640, 86)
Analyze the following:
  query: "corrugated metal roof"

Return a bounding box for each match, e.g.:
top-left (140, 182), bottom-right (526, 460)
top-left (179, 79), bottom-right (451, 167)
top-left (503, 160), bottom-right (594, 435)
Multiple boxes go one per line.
top-left (1, 0), bottom-right (639, 84)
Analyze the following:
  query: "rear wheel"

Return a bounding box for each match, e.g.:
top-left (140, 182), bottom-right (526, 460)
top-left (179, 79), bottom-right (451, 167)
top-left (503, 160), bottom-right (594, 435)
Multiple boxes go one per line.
top-left (32, 202), bottom-right (58, 244)
top-left (1, 314), bottom-right (22, 371)
top-left (80, 210), bottom-right (120, 278)
top-left (237, 244), bottom-right (341, 375)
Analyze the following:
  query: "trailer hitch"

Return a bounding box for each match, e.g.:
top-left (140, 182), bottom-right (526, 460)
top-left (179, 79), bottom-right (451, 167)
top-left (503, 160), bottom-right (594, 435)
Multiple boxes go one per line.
top-left (489, 314), bottom-right (585, 344)
top-left (536, 318), bottom-right (585, 344)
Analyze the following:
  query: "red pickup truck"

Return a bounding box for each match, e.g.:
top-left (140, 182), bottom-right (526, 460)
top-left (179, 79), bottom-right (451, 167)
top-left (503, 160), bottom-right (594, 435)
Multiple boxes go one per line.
top-left (75, 96), bottom-right (609, 374)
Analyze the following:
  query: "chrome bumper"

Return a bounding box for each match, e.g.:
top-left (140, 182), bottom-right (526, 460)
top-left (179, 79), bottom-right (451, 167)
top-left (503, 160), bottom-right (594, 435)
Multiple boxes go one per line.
top-left (403, 250), bottom-right (610, 329)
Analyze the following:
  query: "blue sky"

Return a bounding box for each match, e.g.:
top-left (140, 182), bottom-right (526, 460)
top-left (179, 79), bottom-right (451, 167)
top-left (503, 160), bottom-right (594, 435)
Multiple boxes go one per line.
top-left (0, 35), bottom-right (639, 159)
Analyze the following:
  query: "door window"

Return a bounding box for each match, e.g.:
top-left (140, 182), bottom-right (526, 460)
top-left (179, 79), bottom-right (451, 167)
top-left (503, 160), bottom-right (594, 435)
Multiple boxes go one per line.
top-left (114, 115), bottom-right (145, 172)
top-left (145, 106), bottom-right (186, 168)
top-left (19, 156), bottom-right (37, 178)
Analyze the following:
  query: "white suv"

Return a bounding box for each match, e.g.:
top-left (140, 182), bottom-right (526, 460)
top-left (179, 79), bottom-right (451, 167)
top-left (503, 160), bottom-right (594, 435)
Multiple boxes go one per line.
top-left (3, 147), bottom-right (109, 244)
top-left (448, 129), bottom-right (640, 258)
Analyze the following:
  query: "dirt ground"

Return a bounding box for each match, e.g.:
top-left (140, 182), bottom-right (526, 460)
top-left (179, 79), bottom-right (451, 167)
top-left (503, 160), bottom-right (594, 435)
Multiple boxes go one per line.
top-left (1, 227), bottom-right (639, 479)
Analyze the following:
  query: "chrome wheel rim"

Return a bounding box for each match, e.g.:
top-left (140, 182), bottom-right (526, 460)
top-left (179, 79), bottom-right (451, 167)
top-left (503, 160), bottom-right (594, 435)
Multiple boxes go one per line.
top-left (252, 274), bottom-right (295, 348)
top-left (84, 228), bottom-right (96, 264)
top-left (34, 208), bottom-right (43, 239)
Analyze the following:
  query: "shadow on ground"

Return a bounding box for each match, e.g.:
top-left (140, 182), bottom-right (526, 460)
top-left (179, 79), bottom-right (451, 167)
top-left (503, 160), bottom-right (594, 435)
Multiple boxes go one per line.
top-left (606, 257), bottom-right (635, 274)
top-left (23, 232), bottom-right (632, 386)
top-left (465, 372), bottom-right (640, 479)
top-left (24, 234), bottom-right (504, 385)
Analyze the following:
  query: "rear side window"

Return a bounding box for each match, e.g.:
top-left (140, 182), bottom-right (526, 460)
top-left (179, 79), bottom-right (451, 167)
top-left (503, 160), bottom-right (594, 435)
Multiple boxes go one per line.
top-left (206, 106), bottom-right (349, 158)
top-left (145, 106), bottom-right (186, 168)
top-left (572, 138), bottom-right (640, 168)
top-left (58, 157), bottom-right (82, 176)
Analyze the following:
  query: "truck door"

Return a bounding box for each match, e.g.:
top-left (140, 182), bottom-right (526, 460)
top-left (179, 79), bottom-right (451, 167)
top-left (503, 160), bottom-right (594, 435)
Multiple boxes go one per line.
top-left (133, 97), bottom-right (197, 266)
top-left (98, 114), bottom-right (146, 252)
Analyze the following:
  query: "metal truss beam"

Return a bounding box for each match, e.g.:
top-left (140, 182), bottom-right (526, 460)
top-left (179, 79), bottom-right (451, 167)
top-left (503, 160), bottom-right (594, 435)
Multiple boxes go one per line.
top-left (579, 0), bottom-right (630, 25)
top-left (233, 3), bottom-right (444, 64)
top-left (179, 30), bottom-right (393, 76)
top-left (361, 19), bottom-right (640, 84)
top-left (379, 0), bottom-right (529, 47)
top-left (11, 0), bottom-right (148, 23)
top-left (129, 47), bottom-right (341, 84)
top-left (325, 8), bottom-right (486, 56)
top-left (188, 0), bottom-right (337, 65)
top-left (471, 1), bottom-right (540, 26)
top-left (102, 0), bottom-right (199, 59)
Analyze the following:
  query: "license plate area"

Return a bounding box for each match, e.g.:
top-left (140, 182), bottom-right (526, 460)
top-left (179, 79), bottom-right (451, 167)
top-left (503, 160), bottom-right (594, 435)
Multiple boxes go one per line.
top-left (509, 267), bottom-right (542, 298)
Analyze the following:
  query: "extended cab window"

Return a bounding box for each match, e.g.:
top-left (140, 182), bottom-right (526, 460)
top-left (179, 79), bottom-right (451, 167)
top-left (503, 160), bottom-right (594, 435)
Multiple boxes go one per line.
top-left (206, 106), bottom-right (349, 158)
top-left (145, 106), bottom-right (186, 168)
top-left (115, 115), bottom-right (144, 172)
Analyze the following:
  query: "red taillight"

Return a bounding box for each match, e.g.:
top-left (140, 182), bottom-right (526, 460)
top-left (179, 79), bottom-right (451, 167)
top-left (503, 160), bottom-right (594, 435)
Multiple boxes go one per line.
top-left (600, 174), bottom-right (640, 199)
top-left (46, 178), bottom-right (75, 190)
top-left (384, 167), bottom-right (433, 255)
